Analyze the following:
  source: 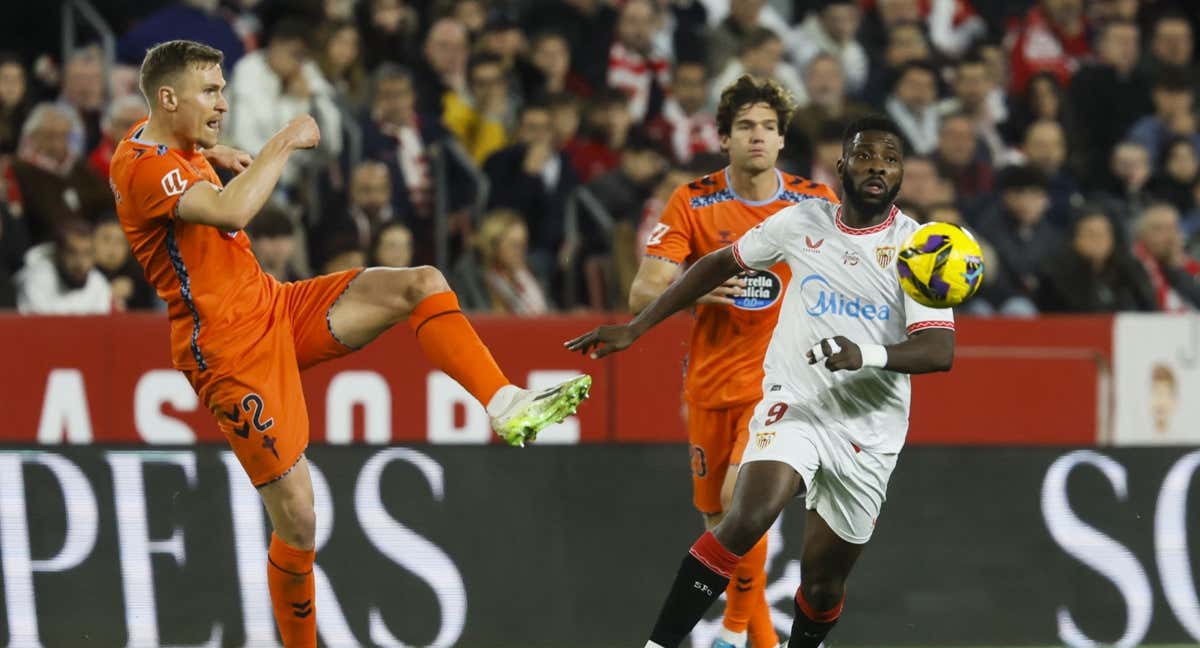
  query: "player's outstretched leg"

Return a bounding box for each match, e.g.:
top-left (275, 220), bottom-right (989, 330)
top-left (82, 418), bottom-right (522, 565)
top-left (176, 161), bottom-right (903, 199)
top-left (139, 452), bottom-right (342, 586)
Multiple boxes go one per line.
top-left (645, 461), bottom-right (802, 648)
top-left (786, 510), bottom-right (864, 648)
top-left (712, 467), bottom-right (779, 648)
top-left (327, 266), bottom-right (591, 445)
top-left (260, 458), bottom-right (318, 647)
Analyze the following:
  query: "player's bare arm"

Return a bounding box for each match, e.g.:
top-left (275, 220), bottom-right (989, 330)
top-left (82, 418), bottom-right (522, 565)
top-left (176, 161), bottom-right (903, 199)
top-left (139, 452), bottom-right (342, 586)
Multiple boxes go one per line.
top-left (629, 257), bottom-right (747, 313)
top-left (805, 329), bottom-right (955, 374)
top-left (177, 115), bottom-right (319, 230)
top-left (201, 144), bottom-right (253, 173)
top-left (567, 246), bottom-right (742, 358)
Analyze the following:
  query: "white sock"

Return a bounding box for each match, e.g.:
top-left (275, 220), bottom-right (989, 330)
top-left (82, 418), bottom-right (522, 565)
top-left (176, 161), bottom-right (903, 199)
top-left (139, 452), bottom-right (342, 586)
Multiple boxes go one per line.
top-left (718, 627), bottom-right (747, 646)
top-left (485, 384), bottom-right (522, 417)
top-left (644, 642), bottom-right (667, 648)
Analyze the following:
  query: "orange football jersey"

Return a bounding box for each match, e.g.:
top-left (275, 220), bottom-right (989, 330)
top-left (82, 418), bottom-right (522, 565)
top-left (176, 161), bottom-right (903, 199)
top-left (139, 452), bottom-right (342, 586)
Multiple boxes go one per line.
top-left (645, 168), bottom-right (839, 408)
top-left (109, 119), bottom-right (277, 371)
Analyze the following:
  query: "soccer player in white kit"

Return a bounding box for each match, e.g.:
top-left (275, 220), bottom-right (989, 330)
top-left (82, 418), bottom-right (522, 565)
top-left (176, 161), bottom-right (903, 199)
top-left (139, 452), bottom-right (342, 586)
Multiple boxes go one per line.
top-left (567, 115), bottom-right (955, 648)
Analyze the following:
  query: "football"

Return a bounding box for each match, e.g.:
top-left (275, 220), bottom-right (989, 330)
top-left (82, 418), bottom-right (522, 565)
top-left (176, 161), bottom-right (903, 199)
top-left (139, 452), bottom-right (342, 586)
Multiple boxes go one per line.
top-left (896, 222), bottom-right (985, 308)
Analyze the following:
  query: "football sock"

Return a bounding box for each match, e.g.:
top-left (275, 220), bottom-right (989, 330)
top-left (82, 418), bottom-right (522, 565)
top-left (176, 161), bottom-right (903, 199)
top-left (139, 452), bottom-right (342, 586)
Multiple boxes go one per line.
top-left (788, 587), bottom-right (843, 648)
top-left (648, 531), bottom-right (742, 647)
top-left (409, 291), bottom-right (511, 406)
top-left (267, 533), bottom-right (316, 648)
top-left (724, 534), bottom-right (778, 647)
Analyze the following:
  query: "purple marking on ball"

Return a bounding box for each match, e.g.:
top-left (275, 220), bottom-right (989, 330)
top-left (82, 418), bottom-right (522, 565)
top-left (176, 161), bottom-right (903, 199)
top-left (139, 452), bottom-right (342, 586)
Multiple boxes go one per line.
top-left (920, 235), bottom-right (948, 253)
top-left (897, 260), bottom-right (914, 278)
top-left (929, 271), bottom-right (951, 298)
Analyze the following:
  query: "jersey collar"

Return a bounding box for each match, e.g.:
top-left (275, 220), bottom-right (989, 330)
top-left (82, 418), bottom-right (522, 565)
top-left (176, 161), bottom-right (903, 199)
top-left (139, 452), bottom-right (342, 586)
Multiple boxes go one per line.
top-left (724, 167), bottom-right (783, 206)
top-left (835, 204), bottom-right (899, 236)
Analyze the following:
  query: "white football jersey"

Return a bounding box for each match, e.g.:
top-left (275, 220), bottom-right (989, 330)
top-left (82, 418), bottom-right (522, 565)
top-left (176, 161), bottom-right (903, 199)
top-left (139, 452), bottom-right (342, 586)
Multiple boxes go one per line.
top-left (733, 199), bottom-right (954, 453)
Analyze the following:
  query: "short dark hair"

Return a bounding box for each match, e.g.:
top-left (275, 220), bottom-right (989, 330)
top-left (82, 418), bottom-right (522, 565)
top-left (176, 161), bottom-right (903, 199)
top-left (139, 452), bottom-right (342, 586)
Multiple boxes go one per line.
top-left (716, 75), bottom-right (796, 136)
top-left (955, 52), bottom-right (987, 72)
top-left (1154, 65), bottom-right (1193, 93)
top-left (246, 204), bottom-right (296, 239)
top-left (841, 115), bottom-right (905, 153)
top-left (268, 16), bottom-right (311, 46)
top-left (139, 40), bottom-right (224, 100)
top-left (892, 60), bottom-right (939, 92)
top-left (468, 52), bottom-right (505, 76)
top-left (739, 27), bottom-right (781, 56)
top-left (999, 164), bottom-right (1047, 191)
top-left (54, 218), bottom-right (94, 247)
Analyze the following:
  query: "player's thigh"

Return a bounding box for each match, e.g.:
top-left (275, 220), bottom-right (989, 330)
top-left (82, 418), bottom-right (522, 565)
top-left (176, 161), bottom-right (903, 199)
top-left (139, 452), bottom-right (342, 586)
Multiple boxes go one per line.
top-left (688, 403), bottom-right (739, 516)
top-left (325, 265), bottom-right (451, 350)
top-left (716, 459), bottom-right (804, 554)
top-left (259, 455), bottom-right (316, 549)
top-left (281, 268), bottom-right (365, 369)
top-left (187, 337), bottom-right (310, 489)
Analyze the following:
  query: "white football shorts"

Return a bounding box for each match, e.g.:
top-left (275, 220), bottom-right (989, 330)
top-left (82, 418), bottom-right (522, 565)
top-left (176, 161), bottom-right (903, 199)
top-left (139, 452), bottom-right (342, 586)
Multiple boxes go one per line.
top-left (740, 396), bottom-right (899, 544)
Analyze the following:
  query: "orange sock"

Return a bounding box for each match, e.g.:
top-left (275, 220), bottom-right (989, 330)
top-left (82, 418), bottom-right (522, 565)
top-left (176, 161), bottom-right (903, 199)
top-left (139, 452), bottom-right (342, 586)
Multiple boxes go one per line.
top-left (723, 533), bottom-right (778, 647)
top-left (268, 533), bottom-right (316, 648)
top-left (409, 291), bottom-right (511, 406)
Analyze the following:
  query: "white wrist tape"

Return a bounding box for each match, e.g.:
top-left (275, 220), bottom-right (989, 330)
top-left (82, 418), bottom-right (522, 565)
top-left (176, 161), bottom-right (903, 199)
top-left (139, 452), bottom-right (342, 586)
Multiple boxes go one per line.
top-left (859, 344), bottom-right (888, 369)
top-left (809, 338), bottom-right (842, 362)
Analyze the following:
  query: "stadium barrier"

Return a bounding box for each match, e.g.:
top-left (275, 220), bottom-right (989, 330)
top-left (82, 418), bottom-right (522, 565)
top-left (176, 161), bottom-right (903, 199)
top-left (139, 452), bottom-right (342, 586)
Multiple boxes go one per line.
top-left (0, 313), bottom-right (1131, 446)
top-left (0, 445), bottom-right (1197, 646)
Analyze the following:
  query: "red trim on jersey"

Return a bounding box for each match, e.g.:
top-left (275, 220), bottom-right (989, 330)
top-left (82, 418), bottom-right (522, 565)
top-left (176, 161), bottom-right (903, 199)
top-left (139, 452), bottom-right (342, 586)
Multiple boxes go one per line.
top-left (836, 205), bottom-right (898, 236)
top-left (689, 531), bottom-right (741, 578)
top-left (731, 241), bottom-right (750, 270)
top-left (907, 320), bottom-right (956, 334)
top-left (796, 588), bottom-right (844, 623)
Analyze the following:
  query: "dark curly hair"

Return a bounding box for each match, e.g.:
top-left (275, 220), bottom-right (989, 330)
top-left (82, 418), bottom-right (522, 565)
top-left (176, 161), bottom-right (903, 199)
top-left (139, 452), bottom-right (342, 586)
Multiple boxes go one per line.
top-left (715, 75), bottom-right (796, 137)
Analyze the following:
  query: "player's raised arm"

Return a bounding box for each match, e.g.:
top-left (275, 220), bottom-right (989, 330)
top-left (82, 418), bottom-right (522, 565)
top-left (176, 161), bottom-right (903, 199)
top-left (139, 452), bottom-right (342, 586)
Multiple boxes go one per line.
top-left (566, 246), bottom-right (742, 358)
top-left (177, 115), bottom-right (319, 230)
top-left (806, 329), bottom-right (955, 374)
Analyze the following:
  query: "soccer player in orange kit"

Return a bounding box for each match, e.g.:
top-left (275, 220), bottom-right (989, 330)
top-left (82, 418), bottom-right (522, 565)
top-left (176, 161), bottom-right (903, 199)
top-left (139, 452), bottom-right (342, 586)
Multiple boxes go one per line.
top-left (109, 40), bottom-right (590, 647)
top-left (630, 76), bottom-right (838, 648)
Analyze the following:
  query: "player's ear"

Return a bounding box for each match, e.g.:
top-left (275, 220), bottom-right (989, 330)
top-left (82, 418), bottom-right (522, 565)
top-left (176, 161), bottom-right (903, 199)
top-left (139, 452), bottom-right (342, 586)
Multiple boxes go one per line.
top-left (835, 155), bottom-right (844, 176)
top-left (719, 133), bottom-right (730, 153)
top-left (157, 85), bottom-right (178, 112)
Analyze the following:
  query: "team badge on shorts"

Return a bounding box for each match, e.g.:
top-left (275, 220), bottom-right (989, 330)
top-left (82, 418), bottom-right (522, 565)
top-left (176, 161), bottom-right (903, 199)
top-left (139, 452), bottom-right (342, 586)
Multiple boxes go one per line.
top-left (755, 430), bottom-right (776, 450)
top-left (875, 246), bottom-right (896, 268)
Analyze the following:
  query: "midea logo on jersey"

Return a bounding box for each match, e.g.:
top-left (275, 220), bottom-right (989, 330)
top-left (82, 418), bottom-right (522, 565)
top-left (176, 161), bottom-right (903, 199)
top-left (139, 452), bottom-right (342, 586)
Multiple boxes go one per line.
top-left (799, 274), bottom-right (891, 320)
top-left (733, 270), bottom-right (782, 310)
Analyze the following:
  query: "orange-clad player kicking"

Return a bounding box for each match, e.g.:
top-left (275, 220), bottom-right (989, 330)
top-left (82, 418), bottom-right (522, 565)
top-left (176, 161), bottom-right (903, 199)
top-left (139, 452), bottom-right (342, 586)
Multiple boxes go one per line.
top-left (109, 40), bottom-right (590, 647)
top-left (629, 76), bottom-right (837, 648)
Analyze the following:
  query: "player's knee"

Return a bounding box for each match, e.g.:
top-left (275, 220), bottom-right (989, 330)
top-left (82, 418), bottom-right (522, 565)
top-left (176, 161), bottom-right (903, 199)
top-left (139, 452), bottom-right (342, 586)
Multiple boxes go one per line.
top-left (273, 498), bottom-right (317, 549)
top-left (716, 507), bottom-right (774, 553)
top-left (800, 578), bottom-right (846, 612)
top-left (719, 473), bottom-right (737, 513)
top-left (399, 266), bottom-right (450, 310)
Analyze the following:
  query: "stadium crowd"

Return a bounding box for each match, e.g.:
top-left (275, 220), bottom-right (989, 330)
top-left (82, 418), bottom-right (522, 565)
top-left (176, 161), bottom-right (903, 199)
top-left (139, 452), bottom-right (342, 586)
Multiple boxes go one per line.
top-left (0, 0), bottom-right (1198, 316)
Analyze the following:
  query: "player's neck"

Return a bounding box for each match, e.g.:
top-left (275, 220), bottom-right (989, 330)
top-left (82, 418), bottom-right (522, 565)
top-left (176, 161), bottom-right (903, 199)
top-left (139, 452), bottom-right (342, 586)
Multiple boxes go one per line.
top-left (139, 115), bottom-right (192, 152)
top-left (727, 165), bottom-right (778, 202)
top-left (840, 201), bottom-right (891, 229)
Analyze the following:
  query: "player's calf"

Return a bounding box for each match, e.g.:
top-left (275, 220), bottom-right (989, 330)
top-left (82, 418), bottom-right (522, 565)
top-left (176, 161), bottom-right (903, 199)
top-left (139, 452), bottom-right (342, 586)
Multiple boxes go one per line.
top-left (787, 584), bottom-right (844, 648)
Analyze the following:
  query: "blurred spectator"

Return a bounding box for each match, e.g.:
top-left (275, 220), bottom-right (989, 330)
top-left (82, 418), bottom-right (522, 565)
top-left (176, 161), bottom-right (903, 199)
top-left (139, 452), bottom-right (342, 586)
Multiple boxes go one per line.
top-left (315, 227), bottom-right (366, 274)
top-left (926, 0), bottom-right (989, 59)
top-left (527, 32), bottom-right (589, 98)
top-left (436, 0), bottom-right (487, 39)
top-left (885, 61), bottom-right (941, 154)
top-left (484, 100), bottom-right (580, 278)
top-left (809, 119), bottom-right (846, 193)
top-left (584, 130), bottom-right (667, 246)
top-left (523, 0), bottom-right (617, 94)
top-left (711, 28), bottom-right (806, 109)
top-left (939, 54), bottom-right (1007, 163)
top-left (93, 214), bottom-right (156, 310)
top-left (87, 95), bottom-right (147, 180)
top-left (15, 219), bottom-right (110, 314)
top-left (1091, 140), bottom-right (1155, 240)
top-left (1019, 119), bottom-right (1082, 227)
top-left (791, 0), bottom-right (869, 96)
top-left (858, 0), bottom-right (921, 64)
top-left (117, 0), bottom-right (245, 70)
top-left (1147, 136), bottom-right (1200, 217)
top-left (566, 89), bottom-right (632, 182)
top-left (1004, 0), bottom-right (1090, 93)
top-left (369, 221), bottom-right (414, 268)
top-left (473, 209), bottom-right (551, 315)
top-left (58, 48), bottom-right (106, 152)
top-left (1002, 70), bottom-right (1073, 147)
top-left (228, 17), bottom-right (342, 192)
top-left (975, 165), bottom-right (1062, 300)
top-left (341, 160), bottom-right (395, 249)
top-left (357, 0), bottom-right (420, 70)
top-left (706, 0), bottom-right (769, 76)
top-left (607, 0), bottom-right (671, 124)
top-left (782, 54), bottom-right (873, 172)
top-left (926, 112), bottom-right (993, 201)
top-left (443, 53), bottom-right (511, 164)
top-left (548, 93), bottom-right (583, 150)
top-left (1141, 10), bottom-right (1197, 90)
top-left (648, 60), bottom-right (720, 164)
top-left (1132, 202), bottom-right (1200, 311)
top-left (1067, 19), bottom-right (1152, 185)
top-left (318, 20), bottom-right (369, 111)
top-left (0, 53), bottom-right (30, 155)
top-left (412, 18), bottom-right (470, 118)
top-left (247, 204), bottom-right (302, 283)
top-left (899, 154), bottom-right (955, 210)
top-left (1036, 208), bottom-right (1155, 312)
top-left (11, 103), bottom-right (111, 244)
top-left (477, 14), bottom-right (529, 70)
top-left (861, 22), bottom-right (932, 106)
top-left (1126, 67), bottom-right (1200, 164)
